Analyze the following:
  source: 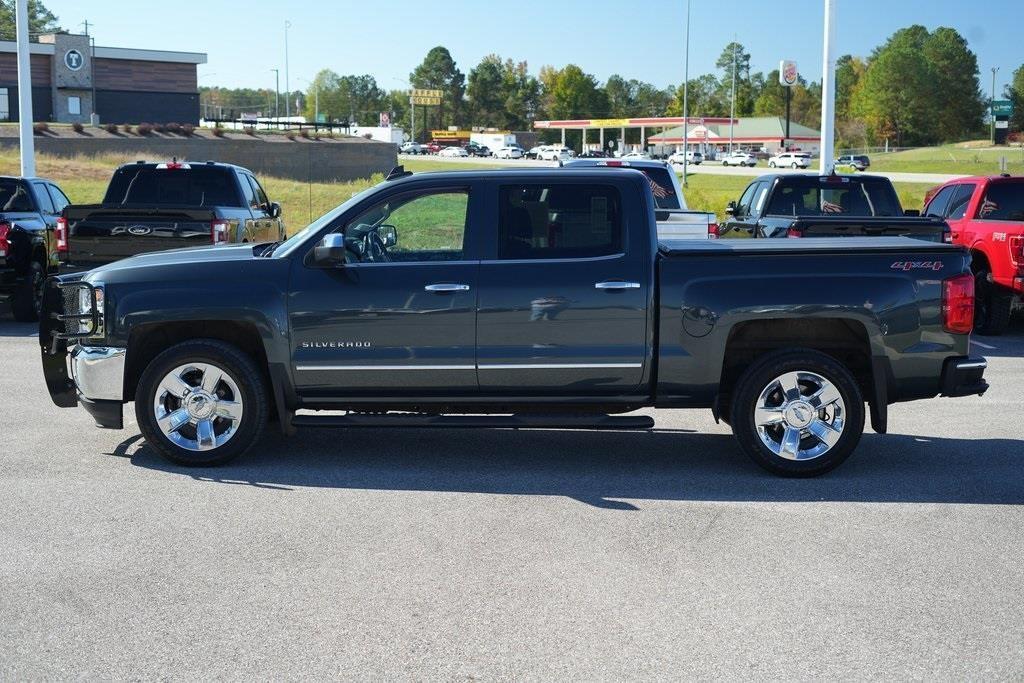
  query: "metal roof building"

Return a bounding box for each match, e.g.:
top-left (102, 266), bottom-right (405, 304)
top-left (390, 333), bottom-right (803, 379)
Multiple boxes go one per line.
top-left (648, 116), bottom-right (821, 154)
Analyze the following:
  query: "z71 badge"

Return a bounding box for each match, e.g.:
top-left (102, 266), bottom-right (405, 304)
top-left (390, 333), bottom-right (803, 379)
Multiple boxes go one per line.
top-left (891, 261), bottom-right (944, 272)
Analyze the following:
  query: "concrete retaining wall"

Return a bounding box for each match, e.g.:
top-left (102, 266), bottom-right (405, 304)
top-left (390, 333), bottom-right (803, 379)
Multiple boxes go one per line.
top-left (0, 135), bottom-right (398, 182)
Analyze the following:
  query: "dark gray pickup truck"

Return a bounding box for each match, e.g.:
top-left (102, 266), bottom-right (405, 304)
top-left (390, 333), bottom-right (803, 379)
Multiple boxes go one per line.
top-left (721, 173), bottom-right (950, 241)
top-left (40, 167), bottom-right (988, 477)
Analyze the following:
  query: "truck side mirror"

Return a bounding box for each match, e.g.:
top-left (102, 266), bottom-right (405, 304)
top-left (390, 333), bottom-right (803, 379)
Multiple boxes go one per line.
top-left (725, 201), bottom-right (737, 216)
top-left (379, 224), bottom-right (398, 248)
top-left (269, 201), bottom-right (282, 219)
top-left (313, 233), bottom-right (346, 266)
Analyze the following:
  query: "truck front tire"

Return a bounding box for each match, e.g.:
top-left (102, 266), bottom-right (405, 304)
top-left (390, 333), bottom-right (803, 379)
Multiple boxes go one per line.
top-left (135, 339), bottom-right (268, 467)
top-left (729, 349), bottom-right (865, 477)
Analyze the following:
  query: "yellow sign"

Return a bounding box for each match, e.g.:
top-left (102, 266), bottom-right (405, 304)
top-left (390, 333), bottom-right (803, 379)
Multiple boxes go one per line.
top-left (411, 96), bottom-right (442, 106)
top-left (430, 130), bottom-right (472, 138)
top-left (411, 88), bottom-right (443, 98)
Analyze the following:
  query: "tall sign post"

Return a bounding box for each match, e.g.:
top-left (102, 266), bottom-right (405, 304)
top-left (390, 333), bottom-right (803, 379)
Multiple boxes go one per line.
top-left (779, 60), bottom-right (798, 151)
top-left (681, 0), bottom-right (691, 185)
top-left (15, 0), bottom-right (35, 177)
top-left (819, 0), bottom-right (837, 174)
top-left (409, 89), bottom-right (442, 143)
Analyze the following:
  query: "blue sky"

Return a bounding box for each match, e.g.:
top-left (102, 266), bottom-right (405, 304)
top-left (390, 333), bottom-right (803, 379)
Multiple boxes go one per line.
top-left (45, 0), bottom-right (1022, 97)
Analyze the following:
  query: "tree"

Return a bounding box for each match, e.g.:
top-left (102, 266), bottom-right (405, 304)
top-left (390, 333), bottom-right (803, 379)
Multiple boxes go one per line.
top-left (0, 0), bottom-right (60, 39)
top-left (923, 27), bottom-right (985, 141)
top-left (544, 64), bottom-right (608, 120)
top-left (834, 55), bottom-right (866, 121)
top-left (715, 41), bottom-right (755, 116)
top-left (467, 55), bottom-right (506, 127)
top-left (667, 74), bottom-right (726, 117)
top-left (1007, 64), bottom-right (1024, 134)
top-left (301, 71), bottom-right (384, 126)
top-left (853, 43), bottom-right (937, 146)
top-left (410, 46), bottom-right (466, 130)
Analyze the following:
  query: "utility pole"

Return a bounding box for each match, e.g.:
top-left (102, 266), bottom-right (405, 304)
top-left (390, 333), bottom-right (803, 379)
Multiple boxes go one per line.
top-left (15, 0), bottom-right (34, 177)
top-left (819, 0), bottom-right (838, 174)
top-left (284, 20), bottom-right (291, 122)
top-left (681, 0), bottom-right (691, 185)
top-left (80, 19), bottom-right (91, 35)
top-left (729, 37), bottom-right (737, 152)
top-left (991, 67), bottom-right (1000, 144)
top-left (271, 69), bottom-right (280, 121)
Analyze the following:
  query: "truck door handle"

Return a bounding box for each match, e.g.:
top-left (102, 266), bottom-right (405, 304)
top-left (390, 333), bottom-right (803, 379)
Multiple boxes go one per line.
top-left (424, 283), bottom-right (470, 293)
top-left (595, 281), bottom-right (640, 290)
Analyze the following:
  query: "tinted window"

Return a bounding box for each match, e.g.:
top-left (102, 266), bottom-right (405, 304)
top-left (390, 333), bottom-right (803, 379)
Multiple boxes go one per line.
top-left (948, 184), bottom-right (976, 220)
top-left (765, 177), bottom-right (900, 217)
top-left (633, 167), bottom-right (679, 209)
top-left (735, 182), bottom-right (759, 217)
top-left (103, 166), bottom-right (242, 207)
top-left (47, 184), bottom-right (70, 213)
top-left (0, 179), bottom-right (33, 212)
top-left (31, 182), bottom-right (54, 214)
top-left (975, 181), bottom-right (1024, 221)
top-left (925, 185), bottom-right (957, 218)
top-left (248, 176), bottom-right (270, 207)
top-left (498, 184), bottom-right (622, 260)
top-left (239, 173), bottom-right (258, 209)
top-left (343, 189), bottom-right (468, 263)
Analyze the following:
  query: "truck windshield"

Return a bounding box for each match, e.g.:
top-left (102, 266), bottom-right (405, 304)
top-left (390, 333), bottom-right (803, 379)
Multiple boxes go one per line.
top-left (976, 181), bottom-right (1024, 221)
top-left (766, 177), bottom-right (900, 217)
top-left (103, 166), bottom-right (241, 207)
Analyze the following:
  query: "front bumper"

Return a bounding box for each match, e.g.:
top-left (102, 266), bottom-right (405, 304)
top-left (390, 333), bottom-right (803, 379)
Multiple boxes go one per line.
top-left (69, 346), bottom-right (126, 429)
top-left (939, 356), bottom-right (989, 397)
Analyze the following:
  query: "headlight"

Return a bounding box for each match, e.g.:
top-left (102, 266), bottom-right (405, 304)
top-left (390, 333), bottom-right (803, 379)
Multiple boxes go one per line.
top-left (77, 284), bottom-right (104, 338)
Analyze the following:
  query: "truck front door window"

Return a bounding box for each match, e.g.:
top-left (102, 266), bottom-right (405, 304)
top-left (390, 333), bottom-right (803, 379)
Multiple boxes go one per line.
top-left (342, 190), bottom-right (469, 263)
top-left (735, 183), bottom-right (758, 217)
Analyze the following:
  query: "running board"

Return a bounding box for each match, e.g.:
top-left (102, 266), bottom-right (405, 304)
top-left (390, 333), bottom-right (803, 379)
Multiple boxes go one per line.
top-left (290, 413), bottom-right (655, 430)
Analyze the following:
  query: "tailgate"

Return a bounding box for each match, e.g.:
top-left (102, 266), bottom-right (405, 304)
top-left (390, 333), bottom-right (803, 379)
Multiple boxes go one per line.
top-left (788, 216), bottom-right (950, 242)
top-left (655, 209), bottom-right (715, 240)
top-left (63, 206), bottom-right (217, 269)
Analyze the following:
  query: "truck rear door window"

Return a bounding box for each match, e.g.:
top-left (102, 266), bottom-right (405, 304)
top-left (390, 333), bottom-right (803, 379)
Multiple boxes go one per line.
top-left (766, 178), bottom-right (900, 217)
top-left (0, 179), bottom-right (33, 212)
top-left (975, 181), bottom-right (1024, 221)
top-left (498, 184), bottom-right (622, 260)
top-left (103, 167), bottom-right (241, 207)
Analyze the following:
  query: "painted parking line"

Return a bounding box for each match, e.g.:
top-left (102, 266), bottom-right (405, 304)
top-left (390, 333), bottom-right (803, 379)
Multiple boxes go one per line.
top-left (971, 340), bottom-right (998, 350)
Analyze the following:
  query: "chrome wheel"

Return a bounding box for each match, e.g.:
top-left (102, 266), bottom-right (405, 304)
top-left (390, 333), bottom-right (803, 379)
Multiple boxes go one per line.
top-left (152, 363), bottom-right (243, 452)
top-left (754, 371), bottom-right (845, 461)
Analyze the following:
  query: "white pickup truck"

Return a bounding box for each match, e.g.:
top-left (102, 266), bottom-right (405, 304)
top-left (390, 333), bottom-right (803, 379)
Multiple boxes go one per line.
top-left (562, 158), bottom-right (719, 239)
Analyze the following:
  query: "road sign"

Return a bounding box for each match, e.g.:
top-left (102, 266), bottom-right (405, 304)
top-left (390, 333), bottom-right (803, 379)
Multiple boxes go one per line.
top-left (779, 60), bottom-right (798, 87)
top-left (992, 100), bottom-right (1013, 116)
top-left (379, 112), bottom-right (391, 127)
top-left (411, 89), bottom-right (443, 99)
top-left (410, 96), bottom-right (442, 106)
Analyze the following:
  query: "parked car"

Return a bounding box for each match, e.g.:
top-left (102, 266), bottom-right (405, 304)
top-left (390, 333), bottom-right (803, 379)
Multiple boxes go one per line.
top-left (399, 142), bottom-right (427, 155)
top-left (526, 146), bottom-right (544, 159)
top-left (494, 146), bottom-right (524, 159)
top-left (426, 142), bottom-right (444, 154)
top-left (622, 151), bottom-right (652, 160)
top-left (538, 146), bottom-right (574, 162)
top-left (438, 146), bottom-right (469, 158)
top-left (60, 161), bottom-right (285, 273)
top-left (720, 174), bottom-right (949, 241)
top-left (466, 143), bottom-right (491, 157)
top-left (668, 150), bottom-right (703, 166)
top-left (41, 167), bottom-right (988, 477)
top-left (0, 176), bottom-right (69, 321)
top-left (562, 158), bottom-right (718, 239)
top-left (721, 151), bottom-right (757, 167)
top-left (923, 175), bottom-right (1024, 334)
top-left (769, 152), bottom-right (813, 169)
top-left (835, 155), bottom-right (871, 171)
top-left (578, 150), bottom-right (608, 159)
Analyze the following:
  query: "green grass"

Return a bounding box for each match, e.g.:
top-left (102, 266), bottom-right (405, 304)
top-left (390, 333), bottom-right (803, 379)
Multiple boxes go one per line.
top-left (865, 143), bottom-right (1024, 175)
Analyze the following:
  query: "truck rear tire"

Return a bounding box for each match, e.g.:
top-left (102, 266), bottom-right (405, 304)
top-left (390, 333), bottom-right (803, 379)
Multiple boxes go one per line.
top-left (11, 259), bottom-right (44, 322)
top-left (974, 268), bottom-right (1012, 336)
top-left (135, 339), bottom-right (268, 467)
top-left (729, 349), bottom-right (865, 477)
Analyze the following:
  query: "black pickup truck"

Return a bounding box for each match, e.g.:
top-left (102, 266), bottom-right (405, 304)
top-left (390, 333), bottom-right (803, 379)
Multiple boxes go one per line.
top-left (0, 176), bottom-right (71, 321)
top-left (40, 167), bottom-right (988, 477)
top-left (61, 161), bottom-right (285, 272)
top-left (721, 173), bottom-right (950, 241)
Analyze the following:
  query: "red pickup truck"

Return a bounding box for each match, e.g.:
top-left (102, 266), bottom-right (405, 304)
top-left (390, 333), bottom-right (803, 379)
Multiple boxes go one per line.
top-left (924, 175), bottom-right (1023, 334)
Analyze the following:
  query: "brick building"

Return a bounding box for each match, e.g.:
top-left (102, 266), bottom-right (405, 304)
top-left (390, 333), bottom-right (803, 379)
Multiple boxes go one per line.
top-left (0, 33), bottom-right (205, 125)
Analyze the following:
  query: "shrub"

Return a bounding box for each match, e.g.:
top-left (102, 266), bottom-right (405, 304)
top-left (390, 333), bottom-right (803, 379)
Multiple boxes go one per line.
top-left (181, 123), bottom-right (194, 137)
top-left (212, 126), bottom-right (225, 138)
top-left (32, 122), bottom-right (49, 135)
top-left (137, 122), bottom-right (153, 136)
top-left (362, 133), bottom-right (373, 139)
top-left (153, 123), bottom-right (167, 134)
top-left (122, 124), bottom-right (133, 135)
top-left (299, 128), bottom-right (310, 139)
top-left (71, 122), bottom-right (84, 134)
top-left (285, 131), bottom-right (295, 141)
top-left (105, 123), bottom-right (119, 134)
top-left (165, 122), bottom-right (182, 135)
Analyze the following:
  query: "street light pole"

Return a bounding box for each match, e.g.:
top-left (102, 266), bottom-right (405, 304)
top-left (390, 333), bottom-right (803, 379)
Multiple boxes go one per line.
top-left (271, 69), bottom-right (279, 121)
top-left (991, 67), bottom-right (1000, 144)
top-left (819, 0), bottom-right (837, 174)
top-left (284, 20), bottom-right (291, 121)
top-left (15, 0), bottom-right (34, 176)
top-left (681, 0), bottom-right (690, 186)
top-left (729, 38), bottom-right (737, 153)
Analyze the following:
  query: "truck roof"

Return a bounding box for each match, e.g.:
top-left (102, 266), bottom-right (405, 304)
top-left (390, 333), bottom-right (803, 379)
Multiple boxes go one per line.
top-left (382, 167), bottom-right (652, 186)
top-left (751, 172), bottom-right (893, 183)
top-left (113, 160), bottom-right (254, 173)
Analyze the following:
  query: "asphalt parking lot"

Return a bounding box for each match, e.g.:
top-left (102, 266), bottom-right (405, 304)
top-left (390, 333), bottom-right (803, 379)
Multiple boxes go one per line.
top-left (1, 316), bottom-right (1022, 679)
